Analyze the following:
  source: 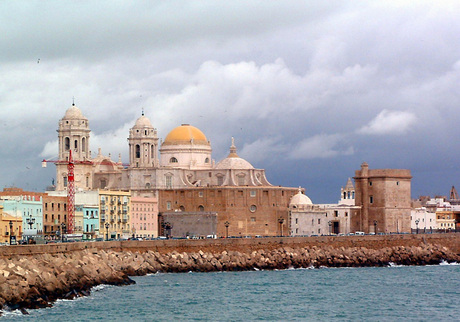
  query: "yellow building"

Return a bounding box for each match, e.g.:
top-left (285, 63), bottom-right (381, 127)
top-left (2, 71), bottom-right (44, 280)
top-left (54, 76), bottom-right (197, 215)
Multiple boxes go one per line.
top-left (436, 210), bottom-right (456, 231)
top-left (0, 205), bottom-right (23, 244)
top-left (99, 190), bottom-right (131, 240)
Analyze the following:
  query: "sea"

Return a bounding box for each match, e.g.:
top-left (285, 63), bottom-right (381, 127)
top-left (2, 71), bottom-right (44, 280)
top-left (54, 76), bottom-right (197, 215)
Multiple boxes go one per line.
top-left (1, 263), bottom-right (459, 321)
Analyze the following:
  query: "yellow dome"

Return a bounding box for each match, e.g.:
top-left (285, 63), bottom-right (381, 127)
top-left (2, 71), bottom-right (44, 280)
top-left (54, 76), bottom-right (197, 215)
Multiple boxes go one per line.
top-left (163, 124), bottom-right (209, 145)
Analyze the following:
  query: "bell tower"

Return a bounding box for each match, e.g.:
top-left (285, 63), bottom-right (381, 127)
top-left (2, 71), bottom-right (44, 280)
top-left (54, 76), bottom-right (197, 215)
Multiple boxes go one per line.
top-left (56, 103), bottom-right (92, 191)
top-left (128, 112), bottom-right (159, 168)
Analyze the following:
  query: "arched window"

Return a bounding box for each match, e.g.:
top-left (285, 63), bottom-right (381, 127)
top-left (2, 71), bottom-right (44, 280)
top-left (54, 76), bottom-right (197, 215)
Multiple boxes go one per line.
top-left (170, 157), bottom-right (178, 163)
top-left (198, 205), bottom-right (204, 212)
top-left (65, 137), bottom-right (70, 150)
top-left (135, 145), bottom-right (140, 158)
top-left (82, 137), bottom-right (86, 152)
top-left (179, 205), bottom-right (185, 211)
top-left (205, 157), bottom-right (209, 163)
top-left (74, 139), bottom-right (78, 150)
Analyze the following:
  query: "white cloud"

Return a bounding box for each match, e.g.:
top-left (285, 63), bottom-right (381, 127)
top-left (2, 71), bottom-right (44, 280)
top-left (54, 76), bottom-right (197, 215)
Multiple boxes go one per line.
top-left (358, 110), bottom-right (417, 135)
top-left (288, 134), bottom-right (354, 160)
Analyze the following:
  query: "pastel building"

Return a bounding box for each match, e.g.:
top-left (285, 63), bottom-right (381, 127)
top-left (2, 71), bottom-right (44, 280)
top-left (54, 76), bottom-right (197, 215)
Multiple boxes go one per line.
top-left (131, 196), bottom-right (158, 238)
top-left (82, 205), bottom-right (99, 240)
top-left (0, 195), bottom-right (43, 238)
top-left (99, 190), bottom-right (131, 240)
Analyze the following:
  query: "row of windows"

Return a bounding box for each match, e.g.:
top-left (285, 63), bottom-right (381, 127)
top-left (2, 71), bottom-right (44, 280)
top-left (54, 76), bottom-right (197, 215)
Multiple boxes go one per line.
top-left (64, 137), bottom-right (86, 152)
top-left (44, 203), bottom-right (66, 211)
top-left (168, 157), bottom-right (210, 164)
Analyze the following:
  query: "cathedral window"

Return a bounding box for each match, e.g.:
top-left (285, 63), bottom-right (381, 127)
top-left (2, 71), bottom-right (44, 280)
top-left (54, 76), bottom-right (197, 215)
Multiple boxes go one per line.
top-left (205, 158), bottom-right (209, 163)
top-left (135, 145), bottom-right (140, 158)
top-left (65, 137), bottom-right (70, 151)
top-left (170, 157), bottom-right (178, 163)
top-left (250, 190), bottom-right (256, 197)
top-left (74, 140), bottom-right (78, 150)
top-left (165, 175), bottom-right (172, 189)
top-left (249, 205), bottom-right (257, 212)
top-left (217, 176), bottom-right (224, 186)
top-left (82, 138), bottom-right (86, 152)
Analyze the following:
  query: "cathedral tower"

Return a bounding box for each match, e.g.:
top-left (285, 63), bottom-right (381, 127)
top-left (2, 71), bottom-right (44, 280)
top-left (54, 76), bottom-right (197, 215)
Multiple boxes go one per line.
top-left (128, 113), bottom-right (159, 168)
top-left (56, 104), bottom-right (93, 191)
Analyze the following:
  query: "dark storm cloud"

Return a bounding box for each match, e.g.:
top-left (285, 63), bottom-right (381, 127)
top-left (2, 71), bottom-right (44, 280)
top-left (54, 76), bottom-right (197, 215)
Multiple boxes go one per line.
top-left (1, 1), bottom-right (460, 202)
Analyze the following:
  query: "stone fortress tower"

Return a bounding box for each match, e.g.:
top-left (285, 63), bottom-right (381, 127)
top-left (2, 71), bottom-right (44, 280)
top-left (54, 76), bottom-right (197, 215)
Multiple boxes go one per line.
top-left (352, 162), bottom-right (412, 234)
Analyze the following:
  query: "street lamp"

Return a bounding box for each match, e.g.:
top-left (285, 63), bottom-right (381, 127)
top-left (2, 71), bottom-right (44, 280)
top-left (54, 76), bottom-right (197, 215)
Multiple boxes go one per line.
top-left (278, 217), bottom-right (284, 237)
top-left (61, 223), bottom-right (66, 242)
top-left (9, 220), bottom-right (13, 245)
top-left (105, 222), bottom-right (110, 241)
top-left (374, 220), bottom-right (377, 234)
top-left (224, 221), bottom-right (230, 238)
top-left (164, 222), bottom-right (173, 239)
top-left (415, 219), bottom-right (420, 234)
top-left (26, 215), bottom-right (35, 230)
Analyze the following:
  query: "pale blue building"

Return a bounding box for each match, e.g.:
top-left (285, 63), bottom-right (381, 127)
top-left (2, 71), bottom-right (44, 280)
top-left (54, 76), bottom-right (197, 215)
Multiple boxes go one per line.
top-left (0, 195), bottom-right (43, 239)
top-left (82, 205), bottom-right (99, 240)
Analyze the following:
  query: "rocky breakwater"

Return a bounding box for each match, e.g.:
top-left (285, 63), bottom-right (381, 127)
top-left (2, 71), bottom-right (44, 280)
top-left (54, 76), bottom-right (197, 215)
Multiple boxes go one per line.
top-left (0, 250), bottom-right (134, 314)
top-left (0, 243), bottom-right (458, 314)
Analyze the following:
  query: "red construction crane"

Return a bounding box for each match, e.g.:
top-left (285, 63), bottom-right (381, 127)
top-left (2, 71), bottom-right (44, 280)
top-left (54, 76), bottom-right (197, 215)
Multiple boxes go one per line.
top-left (67, 150), bottom-right (75, 234)
top-left (42, 151), bottom-right (129, 234)
top-left (41, 150), bottom-right (88, 234)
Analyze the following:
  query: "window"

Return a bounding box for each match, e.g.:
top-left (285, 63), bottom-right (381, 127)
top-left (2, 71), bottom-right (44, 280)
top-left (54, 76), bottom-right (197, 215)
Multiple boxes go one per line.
top-left (318, 218), bottom-right (321, 224)
top-left (166, 201), bottom-right (171, 210)
top-left (250, 217), bottom-right (256, 222)
top-left (217, 176), bottom-right (224, 186)
top-left (250, 190), bottom-right (256, 197)
top-left (370, 196), bottom-right (374, 204)
top-left (250, 205), bottom-right (257, 212)
top-left (170, 157), bottom-right (178, 163)
top-left (135, 145), bottom-right (140, 158)
top-left (65, 137), bottom-right (70, 150)
top-left (396, 181), bottom-right (399, 186)
top-left (165, 175), bottom-right (172, 189)
top-left (369, 181), bottom-right (372, 186)
top-left (198, 205), bottom-right (204, 212)
top-left (199, 191), bottom-right (203, 197)
top-left (295, 218), bottom-right (298, 224)
top-left (205, 158), bottom-right (209, 163)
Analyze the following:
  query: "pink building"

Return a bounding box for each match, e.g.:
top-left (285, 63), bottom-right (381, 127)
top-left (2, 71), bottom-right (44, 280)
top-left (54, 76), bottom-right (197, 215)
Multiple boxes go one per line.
top-left (131, 196), bottom-right (158, 238)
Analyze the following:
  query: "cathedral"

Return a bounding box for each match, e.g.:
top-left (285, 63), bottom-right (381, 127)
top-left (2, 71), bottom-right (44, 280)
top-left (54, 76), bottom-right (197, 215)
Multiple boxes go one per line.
top-left (54, 104), bottom-right (298, 237)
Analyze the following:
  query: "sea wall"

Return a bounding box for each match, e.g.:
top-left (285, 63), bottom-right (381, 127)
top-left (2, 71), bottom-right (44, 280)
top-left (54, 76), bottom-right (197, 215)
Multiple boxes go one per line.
top-left (0, 234), bottom-right (459, 313)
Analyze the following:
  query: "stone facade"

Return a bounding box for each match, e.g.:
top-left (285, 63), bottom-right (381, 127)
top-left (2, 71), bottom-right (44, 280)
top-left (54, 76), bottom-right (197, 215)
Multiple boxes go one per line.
top-left (160, 212), bottom-right (217, 238)
top-left (159, 186), bottom-right (298, 237)
top-left (352, 162), bottom-right (412, 234)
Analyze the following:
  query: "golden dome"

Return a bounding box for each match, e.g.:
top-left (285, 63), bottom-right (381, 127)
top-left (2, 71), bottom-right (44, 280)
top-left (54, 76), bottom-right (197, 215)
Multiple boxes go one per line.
top-left (163, 124), bottom-right (209, 145)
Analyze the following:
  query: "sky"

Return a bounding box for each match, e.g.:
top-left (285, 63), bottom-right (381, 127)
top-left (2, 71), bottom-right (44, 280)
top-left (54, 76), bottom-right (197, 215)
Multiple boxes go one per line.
top-left (1, 0), bottom-right (460, 203)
